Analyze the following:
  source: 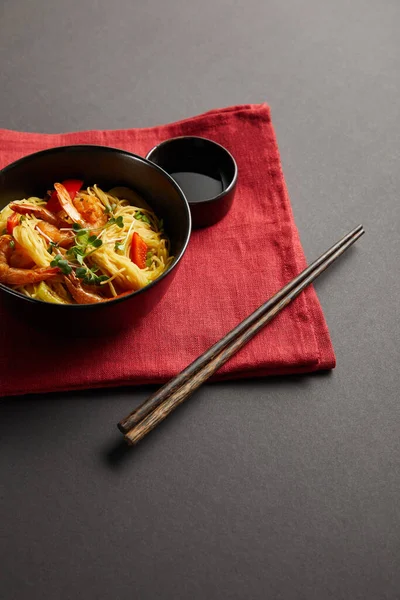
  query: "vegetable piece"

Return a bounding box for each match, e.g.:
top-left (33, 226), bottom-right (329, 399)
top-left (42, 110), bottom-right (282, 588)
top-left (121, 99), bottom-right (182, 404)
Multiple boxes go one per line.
top-left (130, 232), bottom-right (147, 269)
top-left (145, 251), bottom-right (153, 267)
top-left (36, 281), bottom-right (68, 304)
top-left (47, 179), bottom-right (83, 213)
top-left (6, 212), bottom-right (20, 235)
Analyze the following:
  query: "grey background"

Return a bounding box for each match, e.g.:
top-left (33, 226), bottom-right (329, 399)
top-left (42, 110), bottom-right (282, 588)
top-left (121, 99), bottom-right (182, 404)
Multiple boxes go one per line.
top-left (1, 1), bottom-right (399, 599)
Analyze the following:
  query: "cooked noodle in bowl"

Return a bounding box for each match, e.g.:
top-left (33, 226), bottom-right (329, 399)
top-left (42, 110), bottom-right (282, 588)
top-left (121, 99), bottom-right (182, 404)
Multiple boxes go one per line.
top-left (0, 182), bottom-right (174, 305)
top-left (0, 145), bottom-right (191, 334)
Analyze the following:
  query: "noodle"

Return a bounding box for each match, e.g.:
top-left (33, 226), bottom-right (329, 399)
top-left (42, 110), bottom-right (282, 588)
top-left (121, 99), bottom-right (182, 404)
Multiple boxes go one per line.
top-left (0, 184), bottom-right (173, 304)
top-left (13, 218), bottom-right (53, 267)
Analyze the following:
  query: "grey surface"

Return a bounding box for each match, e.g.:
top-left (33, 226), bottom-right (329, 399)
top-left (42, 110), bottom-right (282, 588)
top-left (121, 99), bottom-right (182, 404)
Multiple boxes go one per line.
top-left (1, 1), bottom-right (399, 599)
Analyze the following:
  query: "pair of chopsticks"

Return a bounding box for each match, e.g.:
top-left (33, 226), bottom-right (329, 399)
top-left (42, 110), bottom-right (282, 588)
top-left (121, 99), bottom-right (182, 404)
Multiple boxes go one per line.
top-left (118, 224), bottom-right (364, 445)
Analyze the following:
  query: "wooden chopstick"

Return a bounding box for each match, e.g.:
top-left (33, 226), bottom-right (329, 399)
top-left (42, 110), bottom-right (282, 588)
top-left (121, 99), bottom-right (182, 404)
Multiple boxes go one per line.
top-left (119, 225), bottom-right (364, 445)
top-left (118, 224), bottom-right (363, 435)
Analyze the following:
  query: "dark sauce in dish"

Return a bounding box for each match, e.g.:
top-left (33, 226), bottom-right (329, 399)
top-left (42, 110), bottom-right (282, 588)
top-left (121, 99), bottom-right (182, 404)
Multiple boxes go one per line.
top-left (170, 172), bottom-right (225, 203)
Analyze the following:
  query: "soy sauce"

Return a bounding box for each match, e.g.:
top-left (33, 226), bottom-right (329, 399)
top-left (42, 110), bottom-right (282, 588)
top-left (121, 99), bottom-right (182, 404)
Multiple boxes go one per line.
top-left (170, 171), bottom-right (224, 203)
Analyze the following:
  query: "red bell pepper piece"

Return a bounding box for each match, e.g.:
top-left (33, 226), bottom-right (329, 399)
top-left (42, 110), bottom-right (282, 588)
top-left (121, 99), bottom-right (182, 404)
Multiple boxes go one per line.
top-left (47, 179), bottom-right (83, 213)
top-left (6, 212), bottom-right (20, 234)
top-left (130, 232), bottom-right (147, 269)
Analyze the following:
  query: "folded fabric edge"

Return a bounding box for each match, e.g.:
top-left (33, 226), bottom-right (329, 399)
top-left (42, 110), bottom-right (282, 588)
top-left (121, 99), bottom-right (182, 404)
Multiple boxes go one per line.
top-left (0, 104), bottom-right (270, 139)
top-left (0, 354), bottom-right (336, 399)
top-left (262, 114), bottom-right (336, 370)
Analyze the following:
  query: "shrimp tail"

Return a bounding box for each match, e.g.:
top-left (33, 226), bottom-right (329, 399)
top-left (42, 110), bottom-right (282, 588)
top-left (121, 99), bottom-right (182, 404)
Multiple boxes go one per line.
top-left (35, 221), bottom-right (74, 248)
top-left (54, 183), bottom-right (87, 227)
top-left (0, 234), bottom-right (60, 285)
top-left (64, 272), bottom-right (104, 304)
top-left (0, 266), bottom-right (60, 285)
top-left (10, 202), bottom-right (59, 227)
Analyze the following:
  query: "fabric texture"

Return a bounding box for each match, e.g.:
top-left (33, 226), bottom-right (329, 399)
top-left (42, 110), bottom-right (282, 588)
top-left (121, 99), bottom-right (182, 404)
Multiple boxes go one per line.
top-left (0, 104), bottom-right (335, 397)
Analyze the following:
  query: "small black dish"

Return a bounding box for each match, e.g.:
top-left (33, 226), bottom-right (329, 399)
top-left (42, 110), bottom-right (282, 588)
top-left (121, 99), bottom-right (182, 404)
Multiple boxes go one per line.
top-left (0, 145), bottom-right (191, 334)
top-left (146, 136), bottom-right (237, 228)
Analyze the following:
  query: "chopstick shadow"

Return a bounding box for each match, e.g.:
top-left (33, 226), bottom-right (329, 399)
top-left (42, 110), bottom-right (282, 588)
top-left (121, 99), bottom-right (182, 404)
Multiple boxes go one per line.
top-left (105, 438), bottom-right (133, 466)
top-left (102, 390), bottom-right (189, 469)
top-left (101, 370), bottom-right (333, 469)
top-left (0, 373), bottom-right (333, 471)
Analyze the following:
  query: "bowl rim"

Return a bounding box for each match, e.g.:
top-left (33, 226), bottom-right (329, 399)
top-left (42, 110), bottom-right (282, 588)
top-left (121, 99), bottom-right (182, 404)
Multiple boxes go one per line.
top-left (0, 144), bottom-right (192, 309)
top-left (145, 135), bottom-right (238, 206)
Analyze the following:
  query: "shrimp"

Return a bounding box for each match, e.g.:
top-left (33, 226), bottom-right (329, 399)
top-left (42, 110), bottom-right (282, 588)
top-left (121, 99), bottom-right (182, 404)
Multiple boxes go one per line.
top-left (72, 192), bottom-right (108, 228)
top-left (55, 183), bottom-right (107, 229)
top-left (36, 221), bottom-right (74, 248)
top-left (9, 203), bottom-right (74, 248)
top-left (10, 202), bottom-right (59, 227)
top-left (8, 241), bottom-right (35, 269)
top-left (0, 235), bottom-right (60, 285)
top-left (64, 272), bottom-right (105, 304)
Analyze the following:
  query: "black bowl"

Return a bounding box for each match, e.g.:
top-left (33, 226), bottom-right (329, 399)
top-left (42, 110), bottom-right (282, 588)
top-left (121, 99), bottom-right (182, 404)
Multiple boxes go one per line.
top-left (0, 145), bottom-right (191, 334)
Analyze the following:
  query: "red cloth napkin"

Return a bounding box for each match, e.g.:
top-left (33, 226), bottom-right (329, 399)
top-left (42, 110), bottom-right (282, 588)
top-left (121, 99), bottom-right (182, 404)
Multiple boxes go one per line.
top-left (0, 104), bottom-right (335, 397)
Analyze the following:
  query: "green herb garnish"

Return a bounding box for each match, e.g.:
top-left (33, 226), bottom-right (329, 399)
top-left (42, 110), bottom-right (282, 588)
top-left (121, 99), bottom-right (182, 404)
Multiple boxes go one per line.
top-left (104, 203), bottom-right (117, 215)
top-left (108, 215), bottom-right (124, 228)
top-left (114, 241), bottom-right (125, 252)
top-left (9, 239), bottom-right (15, 249)
top-left (84, 239), bottom-right (103, 259)
top-left (75, 264), bottom-right (108, 285)
top-left (75, 267), bottom-right (87, 278)
top-left (50, 254), bottom-right (72, 275)
top-left (145, 251), bottom-right (153, 268)
top-left (135, 211), bottom-right (150, 224)
top-left (66, 245), bottom-right (85, 265)
top-left (63, 218), bottom-right (117, 280)
top-left (66, 226), bottom-right (103, 265)
top-left (97, 275), bottom-right (109, 284)
top-left (47, 241), bottom-right (59, 255)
